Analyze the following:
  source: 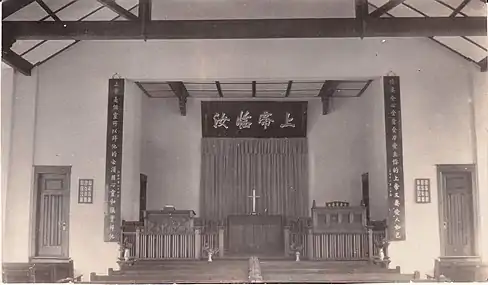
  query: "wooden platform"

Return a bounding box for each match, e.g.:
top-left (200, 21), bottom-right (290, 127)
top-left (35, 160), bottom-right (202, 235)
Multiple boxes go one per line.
top-left (259, 260), bottom-right (413, 283)
top-left (90, 258), bottom-right (421, 283)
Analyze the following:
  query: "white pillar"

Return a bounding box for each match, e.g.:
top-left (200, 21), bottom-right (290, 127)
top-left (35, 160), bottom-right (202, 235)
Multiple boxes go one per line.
top-left (121, 80), bottom-right (143, 221)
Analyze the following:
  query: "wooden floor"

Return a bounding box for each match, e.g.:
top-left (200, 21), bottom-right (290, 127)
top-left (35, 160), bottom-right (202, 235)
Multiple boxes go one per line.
top-left (91, 258), bottom-right (418, 283)
top-left (259, 260), bottom-right (411, 283)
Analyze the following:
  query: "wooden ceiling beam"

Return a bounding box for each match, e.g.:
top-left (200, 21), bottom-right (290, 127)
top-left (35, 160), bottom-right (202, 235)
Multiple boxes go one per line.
top-left (478, 57), bottom-right (487, 72)
top-left (318, 81), bottom-right (340, 115)
top-left (2, 49), bottom-right (34, 76)
top-left (95, 0), bottom-right (138, 21)
top-left (2, 0), bottom-right (35, 19)
top-left (5, 17), bottom-right (486, 40)
top-left (167, 81), bottom-right (189, 116)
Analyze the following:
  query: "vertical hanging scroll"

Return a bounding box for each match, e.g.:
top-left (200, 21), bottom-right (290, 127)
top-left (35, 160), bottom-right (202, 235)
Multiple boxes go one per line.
top-left (384, 76), bottom-right (406, 241)
top-left (104, 79), bottom-right (125, 242)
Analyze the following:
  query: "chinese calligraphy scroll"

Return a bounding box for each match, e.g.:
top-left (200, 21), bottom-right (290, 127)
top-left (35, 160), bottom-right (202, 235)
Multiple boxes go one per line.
top-left (201, 101), bottom-right (307, 138)
top-left (384, 76), bottom-right (406, 241)
top-left (78, 179), bottom-right (94, 204)
top-left (104, 79), bottom-right (125, 242)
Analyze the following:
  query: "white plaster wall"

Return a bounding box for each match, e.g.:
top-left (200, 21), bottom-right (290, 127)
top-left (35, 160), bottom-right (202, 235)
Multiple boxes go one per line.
top-left (1, 67), bottom-right (15, 260)
top-left (141, 98), bottom-right (202, 212)
top-left (471, 71), bottom-right (488, 263)
top-left (4, 37), bottom-right (479, 277)
top-left (361, 79), bottom-right (388, 220)
top-left (3, 69), bottom-right (39, 262)
top-left (32, 68), bottom-right (118, 277)
top-left (308, 94), bottom-right (373, 205)
top-left (121, 80), bottom-right (143, 221)
top-left (141, 94), bottom-right (375, 213)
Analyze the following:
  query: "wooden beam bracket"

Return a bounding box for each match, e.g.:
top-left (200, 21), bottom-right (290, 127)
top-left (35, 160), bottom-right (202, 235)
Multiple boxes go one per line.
top-left (318, 81), bottom-right (340, 115)
top-left (2, 49), bottom-right (34, 76)
top-left (168, 81), bottom-right (189, 116)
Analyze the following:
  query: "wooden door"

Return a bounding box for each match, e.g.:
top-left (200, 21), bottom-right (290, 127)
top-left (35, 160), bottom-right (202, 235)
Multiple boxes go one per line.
top-left (440, 171), bottom-right (475, 257)
top-left (36, 172), bottom-right (70, 257)
top-left (139, 174), bottom-right (147, 222)
top-left (361, 173), bottom-right (370, 224)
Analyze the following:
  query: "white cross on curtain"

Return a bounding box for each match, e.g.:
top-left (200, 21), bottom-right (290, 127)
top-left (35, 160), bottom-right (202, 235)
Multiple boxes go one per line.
top-left (200, 138), bottom-right (309, 221)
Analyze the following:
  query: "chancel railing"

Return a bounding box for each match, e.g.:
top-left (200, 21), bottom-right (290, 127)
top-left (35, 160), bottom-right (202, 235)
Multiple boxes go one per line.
top-left (119, 211), bottom-right (225, 261)
top-left (284, 201), bottom-right (387, 261)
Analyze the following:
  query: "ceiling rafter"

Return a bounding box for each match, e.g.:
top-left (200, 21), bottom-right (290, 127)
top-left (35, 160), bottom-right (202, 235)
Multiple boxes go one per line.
top-left (400, 2), bottom-right (486, 70)
top-left (37, 4), bottom-right (139, 67)
top-left (2, 0), bottom-right (35, 19)
top-left (369, 0), bottom-right (406, 18)
top-left (433, 0), bottom-right (469, 17)
top-left (450, 0), bottom-right (473, 17)
top-left (95, 0), bottom-right (138, 21)
top-left (369, 0), bottom-right (484, 72)
top-left (35, 0), bottom-right (61, 21)
top-left (318, 81), bottom-right (340, 115)
top-left (284, 81), bottom-right (293, 97)
top-left (168, 81), bottom-right (189, 116)
top-left (215, 82), bottom-right (224, 97)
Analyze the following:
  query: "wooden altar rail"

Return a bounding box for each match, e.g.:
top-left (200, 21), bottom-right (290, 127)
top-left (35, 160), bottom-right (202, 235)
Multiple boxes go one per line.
top-left (122, 228), bottom-right (224, 260)
top-left (285, 229), bottom-right (386, 261)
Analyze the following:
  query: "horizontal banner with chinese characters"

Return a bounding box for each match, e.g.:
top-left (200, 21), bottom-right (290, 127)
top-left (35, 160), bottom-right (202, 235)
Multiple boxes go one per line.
top-left (384, 76), bottom-right (406, 241)
top-left (201, 101), bottom-right (308, 138)
top-left (104, 79), bottom-right (124, 242)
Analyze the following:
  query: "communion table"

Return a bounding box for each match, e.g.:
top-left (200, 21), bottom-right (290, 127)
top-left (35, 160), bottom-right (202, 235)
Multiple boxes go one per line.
top-left (227, 215), bottom-right (283, 256)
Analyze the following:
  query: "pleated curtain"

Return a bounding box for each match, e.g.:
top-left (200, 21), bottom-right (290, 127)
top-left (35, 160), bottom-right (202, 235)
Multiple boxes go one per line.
top-left (200, 138), bottom-right (309, 221)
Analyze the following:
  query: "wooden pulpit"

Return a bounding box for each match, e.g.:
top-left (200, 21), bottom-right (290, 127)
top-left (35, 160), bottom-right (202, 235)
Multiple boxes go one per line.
top-left (311, 201), bottom-right (367, 233)
top-left (227, 215), bottom-right (283, 255)
top-left (143, 207), bottom-right (196, 234)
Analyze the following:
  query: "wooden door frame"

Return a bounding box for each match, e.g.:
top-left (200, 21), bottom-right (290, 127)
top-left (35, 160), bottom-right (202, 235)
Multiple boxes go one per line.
top-left (436, 164), bottom-right (479, 258)
top-left (29, 165), bottom-right (72, 261)
top-left (139, 173), bottom-right (147, 222)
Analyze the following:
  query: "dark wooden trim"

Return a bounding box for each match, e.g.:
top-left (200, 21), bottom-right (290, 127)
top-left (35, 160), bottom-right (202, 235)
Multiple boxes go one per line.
top-left (30, 166), bottom-right (71, 259)
top-left (252, 81), bottom-right (257, 97)
top-left (6, 17), bottom-right (486, 41)
top-left (95, 0), bottom-right (138, 21)
top-left (436, 164), bottom-right (479, 258)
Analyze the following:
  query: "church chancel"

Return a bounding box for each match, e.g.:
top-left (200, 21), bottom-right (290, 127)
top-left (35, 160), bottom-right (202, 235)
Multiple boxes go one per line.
top-left (200, 101), bottom-right (309, 257)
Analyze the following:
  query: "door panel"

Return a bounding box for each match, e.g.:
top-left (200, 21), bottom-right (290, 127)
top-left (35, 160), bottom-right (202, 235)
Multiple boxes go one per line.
top-left (441, 172), bottom-right (474, 257)
top-left (37, 173), bottom-right (70, 257)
